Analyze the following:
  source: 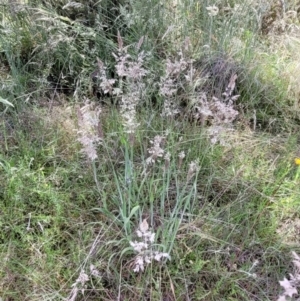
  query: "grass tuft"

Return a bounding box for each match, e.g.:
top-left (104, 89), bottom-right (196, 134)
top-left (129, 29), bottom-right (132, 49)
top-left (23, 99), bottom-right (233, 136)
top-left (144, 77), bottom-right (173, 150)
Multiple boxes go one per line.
top-left (1, 1), bottom-right (300, 300)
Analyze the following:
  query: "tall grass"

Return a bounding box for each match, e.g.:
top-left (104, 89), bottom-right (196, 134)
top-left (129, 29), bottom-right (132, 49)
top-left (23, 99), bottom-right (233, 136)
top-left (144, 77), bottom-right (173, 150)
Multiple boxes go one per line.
top-left (1, 0), bottom-right (300, 300)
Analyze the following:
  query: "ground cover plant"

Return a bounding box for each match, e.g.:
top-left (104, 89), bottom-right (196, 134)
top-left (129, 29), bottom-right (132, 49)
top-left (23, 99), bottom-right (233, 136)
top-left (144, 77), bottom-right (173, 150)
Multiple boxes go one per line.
top-left (1, 0), bottom-right (300, 300)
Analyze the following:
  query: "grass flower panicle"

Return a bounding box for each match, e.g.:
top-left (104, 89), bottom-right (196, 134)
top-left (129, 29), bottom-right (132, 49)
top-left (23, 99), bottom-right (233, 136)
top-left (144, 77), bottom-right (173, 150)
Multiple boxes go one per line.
top-left (96, 58), bottom-right (116, 95)
top-left (146, 135), bottom-right (165, 165)
top-left (130, 219), bottom-right (170, 272)
top-left (95, 33), bottom-right (148, 137)
top-left (187, 159), bottom-right (200, 182)
top-left (77, 101), bottom-right (102, 161)
top-left (164, 151), bottom-right (171, 171)
top-left (113, 33), bottom-right (148, 82)
top-left (206, 5), bottom-right (219, 17)
top-left (112, 33), bottom-right (149, 136)
top-left (67, 270), bottom-right (89, 301)
top-left (192, 92), bottom-right (239, 127)
top-left (165, 53), bottom-right (188, 77)
top-left (178, 150), bottom-right (185, 169)
top-left (113, 49), bottom-right (148, 81)
top-left (178, 151), bottom-right (185, 159)
top-left (190, 73), bottom-right (239, 144)
top-left (160, 52), bottom-right (190, 117)
top-left (277, 252), bottom-right (300, 301)
top-left (89, 264), bottom-right (101, 277)
top-left (159, 78), bottom-right (178, 97)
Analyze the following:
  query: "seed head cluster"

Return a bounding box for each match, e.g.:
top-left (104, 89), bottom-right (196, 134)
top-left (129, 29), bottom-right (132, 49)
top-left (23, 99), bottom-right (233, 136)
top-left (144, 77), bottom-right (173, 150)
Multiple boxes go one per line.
top-left (130, 219), bottom-right (170, 272)
top-left (277, 252), bottom-right (300, 301)
top-left (77, 101), bottom-right (102, 161)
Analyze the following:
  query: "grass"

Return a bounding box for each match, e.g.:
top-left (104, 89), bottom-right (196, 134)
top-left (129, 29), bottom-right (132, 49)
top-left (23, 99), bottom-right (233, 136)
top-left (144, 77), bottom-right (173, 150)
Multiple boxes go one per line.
top-left (1, 0), bottom-right (300, 300)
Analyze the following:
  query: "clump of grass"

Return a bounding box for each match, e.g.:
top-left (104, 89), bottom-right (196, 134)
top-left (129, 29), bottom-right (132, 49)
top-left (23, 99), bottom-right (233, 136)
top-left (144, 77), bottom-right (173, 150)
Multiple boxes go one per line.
top-left (1, 1), bottom-right (300, 301)
top-left (1, 99), bottom-right (299, 300)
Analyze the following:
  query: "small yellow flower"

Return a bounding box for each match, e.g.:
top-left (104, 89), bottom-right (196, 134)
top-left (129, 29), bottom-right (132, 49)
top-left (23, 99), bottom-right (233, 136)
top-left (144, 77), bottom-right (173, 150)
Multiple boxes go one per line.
top-left (295, 158), bottom-right (300, 165)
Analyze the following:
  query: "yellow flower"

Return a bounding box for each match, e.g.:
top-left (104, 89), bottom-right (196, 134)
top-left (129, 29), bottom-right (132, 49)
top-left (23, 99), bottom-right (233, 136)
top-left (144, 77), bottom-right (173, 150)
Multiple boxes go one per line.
top-left (295, 158), bottom-right (300, 165)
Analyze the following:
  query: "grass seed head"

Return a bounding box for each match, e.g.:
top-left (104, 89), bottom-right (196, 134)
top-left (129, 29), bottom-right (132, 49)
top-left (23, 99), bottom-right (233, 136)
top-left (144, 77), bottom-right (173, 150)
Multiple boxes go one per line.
top-left (129, 219), bottom-right (170, 273)
top-left (77, 101), bottom-right (102, 161)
